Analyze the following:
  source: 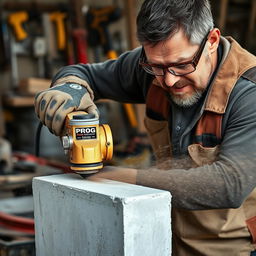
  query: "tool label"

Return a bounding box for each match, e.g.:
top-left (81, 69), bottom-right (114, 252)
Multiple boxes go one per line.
top-left (75, 127), bottom-right (97, 140)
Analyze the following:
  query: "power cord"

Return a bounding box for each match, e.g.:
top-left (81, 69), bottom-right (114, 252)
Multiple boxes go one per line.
top-left (35, 122), bottom-right (43, 157)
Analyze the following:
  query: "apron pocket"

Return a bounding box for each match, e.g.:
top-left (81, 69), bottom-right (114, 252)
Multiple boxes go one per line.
top-left (188, 143), bottom-right (219, 166)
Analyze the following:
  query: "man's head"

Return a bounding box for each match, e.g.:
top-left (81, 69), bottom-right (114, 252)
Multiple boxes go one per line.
top-left (137, 0), bottom-right (220, 107)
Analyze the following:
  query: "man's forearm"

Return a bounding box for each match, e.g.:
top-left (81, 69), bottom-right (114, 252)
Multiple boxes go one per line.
top-left (136, 152), bottom-right (256, 210)
top-left (51, 48), bottom-right (149, 103)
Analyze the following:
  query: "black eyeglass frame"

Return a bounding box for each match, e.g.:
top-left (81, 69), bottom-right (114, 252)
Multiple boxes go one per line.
top-left (139, 31), bottom-right (211, 77)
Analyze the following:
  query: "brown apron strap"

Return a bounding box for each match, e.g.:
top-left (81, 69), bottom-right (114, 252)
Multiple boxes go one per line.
top-left (146, 84), bottom-right (170, 120)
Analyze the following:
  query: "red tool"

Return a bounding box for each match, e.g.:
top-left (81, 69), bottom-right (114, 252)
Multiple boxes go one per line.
top-left (68, 0), bottom-right (88, 64)
top-left (0, 211), bottom-right (34, 235)
top-left (72, 29), bottom-right (88, 63)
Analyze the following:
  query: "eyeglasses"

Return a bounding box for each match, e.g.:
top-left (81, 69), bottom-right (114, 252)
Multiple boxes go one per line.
top-left (139, 32), bottom-right (210, 77)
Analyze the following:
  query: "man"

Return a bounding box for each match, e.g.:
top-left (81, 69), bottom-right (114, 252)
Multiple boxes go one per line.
top-left (35, 0), bottom-right (256, 255)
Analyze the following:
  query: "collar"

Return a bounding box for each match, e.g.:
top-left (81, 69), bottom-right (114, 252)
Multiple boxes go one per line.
top-left (205, 36), bottom-right (256, 113)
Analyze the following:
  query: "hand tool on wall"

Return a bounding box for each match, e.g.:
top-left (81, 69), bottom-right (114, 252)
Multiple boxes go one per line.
top-left (72, 29), bottom-right (88, 63)
top-left (7, 10), bottom-right (38, 88)
top-left (49, 11), bottom-right (67, 51)
top-left (86, 6), bottom-right (138, 129)
top-left (7, 11), bottom-right (29, 41)
top-left (86, 6), bottom-right (121, 59)
top-left (61, 111), bottom-right (113, 175)
top-left (68, 0), bottom-right (88, 64)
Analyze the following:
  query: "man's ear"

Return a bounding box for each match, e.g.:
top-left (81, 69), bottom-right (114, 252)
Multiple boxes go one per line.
top-left (208, 28), bottom-right (221, 54)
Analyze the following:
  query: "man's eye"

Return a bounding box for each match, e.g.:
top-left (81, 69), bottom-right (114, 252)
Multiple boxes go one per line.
top-left (175, 64), bottom-right (190, 70)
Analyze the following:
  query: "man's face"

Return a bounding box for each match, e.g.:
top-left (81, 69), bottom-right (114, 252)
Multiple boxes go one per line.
top-left (143, 29), bottom-right (217, 107)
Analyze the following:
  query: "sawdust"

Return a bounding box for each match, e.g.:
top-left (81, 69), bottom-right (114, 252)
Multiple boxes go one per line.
top-left (150, 145), bottom-right (194, 170)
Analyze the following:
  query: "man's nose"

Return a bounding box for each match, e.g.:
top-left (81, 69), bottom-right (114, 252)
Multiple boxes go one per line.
top-left (164, 71), bottom-right (180, 87)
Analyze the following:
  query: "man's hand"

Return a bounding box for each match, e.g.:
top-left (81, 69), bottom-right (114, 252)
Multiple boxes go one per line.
top-left (34, 83), bottom-right (98, 136)
top-left (86, 166), bottom-right (137, 184)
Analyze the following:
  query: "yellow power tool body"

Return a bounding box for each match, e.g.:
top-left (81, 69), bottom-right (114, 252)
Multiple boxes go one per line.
top-left (61, 111), bottom-right (113, 174)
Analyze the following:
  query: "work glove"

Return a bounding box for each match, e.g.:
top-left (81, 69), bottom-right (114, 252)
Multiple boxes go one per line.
top-left (35, 82), bottom-right (98, 136)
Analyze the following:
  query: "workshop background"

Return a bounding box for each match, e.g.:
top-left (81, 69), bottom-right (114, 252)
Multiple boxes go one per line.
top-left (0, 0), bottom-right (256, 255)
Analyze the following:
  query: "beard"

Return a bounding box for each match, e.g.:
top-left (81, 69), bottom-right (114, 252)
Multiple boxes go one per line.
top-left (170, 89), bottom-right (204, 107)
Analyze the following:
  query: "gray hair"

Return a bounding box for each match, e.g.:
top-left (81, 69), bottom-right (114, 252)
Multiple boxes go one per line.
top-left (136, 0), bottom-right (214, 45)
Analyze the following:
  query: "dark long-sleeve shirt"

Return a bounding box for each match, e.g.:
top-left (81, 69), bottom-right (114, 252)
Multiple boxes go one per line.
top-left (52, 39), bottom-right (256, 210)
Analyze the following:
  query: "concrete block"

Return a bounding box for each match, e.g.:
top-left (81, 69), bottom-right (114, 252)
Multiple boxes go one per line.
top-left (33, 174), bottom-right (172, 256)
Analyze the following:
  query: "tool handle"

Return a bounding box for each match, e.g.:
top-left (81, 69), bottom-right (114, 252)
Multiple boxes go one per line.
top-left (73, 29), bottom-right (88, 63)
top-left (50, 12), bottom-right (66, 50)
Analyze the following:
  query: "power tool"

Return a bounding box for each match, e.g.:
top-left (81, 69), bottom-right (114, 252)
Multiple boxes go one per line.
top-left (8, 11), bottom-right (29, 41)
top-left (61, 111), bottom-right (113, 175)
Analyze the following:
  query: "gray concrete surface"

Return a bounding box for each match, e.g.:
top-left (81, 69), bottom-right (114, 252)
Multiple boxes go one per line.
top-left (33, 173), bottom-right (172, 256)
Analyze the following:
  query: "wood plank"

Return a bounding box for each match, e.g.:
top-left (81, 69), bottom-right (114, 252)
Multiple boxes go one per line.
top-left (19, 78), bottom-right (51, 95)
top-left (4, 95), bottom-right (35, 107)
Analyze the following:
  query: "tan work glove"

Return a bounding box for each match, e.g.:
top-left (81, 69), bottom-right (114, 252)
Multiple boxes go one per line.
top-left (35, 82), bottom-right (98, 136)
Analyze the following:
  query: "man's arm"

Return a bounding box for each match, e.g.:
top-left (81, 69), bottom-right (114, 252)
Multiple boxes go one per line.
top-left (91, 79), bottom-right (256, 211)
top-left (35, 47), bottom-right (153, 135)
top-left (137, 79), bottom-right (256, 210)
top-left (52, 47), bottom-right (151, 103)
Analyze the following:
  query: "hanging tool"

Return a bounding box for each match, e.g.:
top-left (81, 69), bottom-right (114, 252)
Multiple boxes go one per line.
top-left (68, 0), bottom-right (88, 64)
top-left (0, 211), bottom-right (34, 235)
top-left (7, 10), bottom-right (33, 87)
top-left (7, 9), bottom-right (43, 88)
top-left (72, 29), bottom-right (88, 63)
top-left (61, 111), bottom-right (113, 175)
top-left (49, 11), bottom-right (67, 51)
top-left (86, 6), bottom-right (138, 128)
top-left (7, 11), bottom-right (29, 41)
top-left (86, 6), bottom-right (121, 59)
